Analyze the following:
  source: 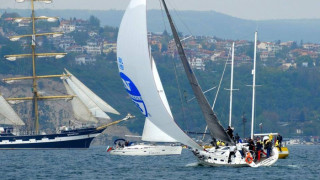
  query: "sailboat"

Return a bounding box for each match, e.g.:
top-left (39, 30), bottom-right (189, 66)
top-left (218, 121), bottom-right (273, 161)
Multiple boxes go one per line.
top-left (115, 0), bottom-right (278, 166)
top-left (110, 0), bottom-right (184, 156)
top-left (251, 32), bottom-right (289, 159)
top-left (0, 0), bottom-right (132, 149)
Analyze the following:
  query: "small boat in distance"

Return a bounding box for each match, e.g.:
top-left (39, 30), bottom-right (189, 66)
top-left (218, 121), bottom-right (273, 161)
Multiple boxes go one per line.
top-left (108, 139), bottom-right (182, 156)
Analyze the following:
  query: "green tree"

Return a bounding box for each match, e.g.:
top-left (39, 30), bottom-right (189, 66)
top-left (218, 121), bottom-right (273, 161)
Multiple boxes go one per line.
top-left (70, 31), bottom-right (88, 46)
top-left (296, 55), bottom-right (313, 67)
top-left (89, 15), bottom-right (100, 29)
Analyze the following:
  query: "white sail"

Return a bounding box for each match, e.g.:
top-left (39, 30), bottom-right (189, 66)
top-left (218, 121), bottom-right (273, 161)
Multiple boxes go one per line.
top-left (117, 0), bottom-right (202, 150)
top-left (142, 117), bottom-right (177, 142)
top-left (0, 95), bottom-right (25, 126)
top-left (151, 57), bottom-right (173, 117)
top-left (64, 76), bottom-right (111, 120)
top-left (65, 69), bottom-right (120, 115)
top-left (63, 81), bottom-right (98, 123)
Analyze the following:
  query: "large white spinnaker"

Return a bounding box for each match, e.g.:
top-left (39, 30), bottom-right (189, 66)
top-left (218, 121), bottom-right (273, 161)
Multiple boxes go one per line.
top-left (63, 81), bottom-right (98, 123)
top-left (141, 117), bottom-right (177, 142)
top-left (141, 58), bottom-right (176, 142)
top-left (117, 0), bottom-right (202, 150)
top-left (65, 69), bottom-right (120, 115)
top-left (0, 95), bottom-right (25, 126)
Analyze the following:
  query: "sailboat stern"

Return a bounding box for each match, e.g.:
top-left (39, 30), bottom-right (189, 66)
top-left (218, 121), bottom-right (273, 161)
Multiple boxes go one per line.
top-left (247, 147), bottom-right (279, 167)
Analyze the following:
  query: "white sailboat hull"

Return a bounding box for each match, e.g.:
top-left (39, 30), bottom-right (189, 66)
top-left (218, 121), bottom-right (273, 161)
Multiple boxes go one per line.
top-left (195, 146), bottom-right (279, 167)
top-left (109, 144), bottom-right (182, 156)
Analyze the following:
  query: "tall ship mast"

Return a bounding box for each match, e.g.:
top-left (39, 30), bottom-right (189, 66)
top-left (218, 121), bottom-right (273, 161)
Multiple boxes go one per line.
top-left (0, 0), bottom-right (132, 149)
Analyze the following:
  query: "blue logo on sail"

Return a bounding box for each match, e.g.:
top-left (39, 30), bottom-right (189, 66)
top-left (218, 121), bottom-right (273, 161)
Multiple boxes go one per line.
top-left (117, 57), bottom-right (124, 70)
top-left (120, 72), bottom-right (148, 117)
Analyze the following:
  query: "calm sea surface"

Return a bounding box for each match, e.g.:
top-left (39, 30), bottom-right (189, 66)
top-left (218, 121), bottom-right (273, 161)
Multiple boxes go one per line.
top-left (0, 145), bottom-right (319, 180)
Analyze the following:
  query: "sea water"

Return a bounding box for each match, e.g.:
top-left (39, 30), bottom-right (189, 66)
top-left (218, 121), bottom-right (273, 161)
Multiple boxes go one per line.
top-left (0, 145), bottom-right (319, 180)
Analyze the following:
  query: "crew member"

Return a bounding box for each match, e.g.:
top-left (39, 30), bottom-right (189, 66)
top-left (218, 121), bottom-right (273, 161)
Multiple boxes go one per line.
top-left (226, 126), bottom-right (234, 139)
top-left (255, 138), bottom-right (263, 161)
top-left (276, 134), bottom-right (283, 152)
top-left (235, 133), bottom-right (240, 143)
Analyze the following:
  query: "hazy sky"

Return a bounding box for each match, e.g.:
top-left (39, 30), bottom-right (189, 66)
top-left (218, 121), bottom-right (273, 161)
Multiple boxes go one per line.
top-left (0, 0), bottom-right (319, 20)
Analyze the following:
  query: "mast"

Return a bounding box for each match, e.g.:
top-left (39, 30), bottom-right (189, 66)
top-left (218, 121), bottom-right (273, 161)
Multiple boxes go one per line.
top-left (251, 31), bottom-right (258, 139)
top-left (161, 0), bottom-right (234, 145)
top-left (228, 42), bottom-right (235, 127)
top-left (4, 0), bottom-right (73, 134)
top-left (31, 0), bottom-right (39, 134)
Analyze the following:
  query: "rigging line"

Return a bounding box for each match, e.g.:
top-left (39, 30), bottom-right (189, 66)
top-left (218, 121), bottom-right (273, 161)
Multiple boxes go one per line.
top-left (158, 0), bottom-right (168, 32)
top-left (166, 0), bottom-right (193, 36)
top-left (39, 96), bottom-right (75, 120)
top-left (212, 47), bottom-right (232, 110)
top-left (159, 0), bottom-right (191, 131)
top-left (202, 47), bottom-right (232, 140)
top-left (171, 52), bottom-right (190, 131)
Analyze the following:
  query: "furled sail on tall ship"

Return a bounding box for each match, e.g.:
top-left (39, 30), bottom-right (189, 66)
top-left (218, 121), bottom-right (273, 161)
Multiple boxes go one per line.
top-left (0, 95), bottom-right (25, 126)
top-left (64, 69), bottom-right (120, 116)
top-left (62, 69), bottom-right (120, 123)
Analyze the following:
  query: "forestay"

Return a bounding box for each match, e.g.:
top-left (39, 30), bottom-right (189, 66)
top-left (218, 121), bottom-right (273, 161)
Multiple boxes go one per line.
top-left (0, 95), bottom-right (25, 126)
top-left (117, 0), bottom-right (202, 150)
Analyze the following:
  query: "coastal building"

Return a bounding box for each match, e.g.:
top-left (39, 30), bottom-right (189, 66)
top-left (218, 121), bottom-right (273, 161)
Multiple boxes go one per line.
top-left (59, 20), bottom-right (76, 33)
top-left (260, 51), bottom-right (276, 61)
top-left (103, 42), bottom-right (117, 54)
top-left (84, 41), bottom-right (102, 54)
top-left (189, 57), bottom-right (205, 71)
top-left (66, 45), bottom-right (84, 53)
top-left (258, 42), bottom-right (282, 52)
top-left (75, 54), bottom-right (96, 65)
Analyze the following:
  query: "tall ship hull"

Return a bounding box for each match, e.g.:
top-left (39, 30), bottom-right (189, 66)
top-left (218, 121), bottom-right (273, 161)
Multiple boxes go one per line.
top-left (0, 128), bottom-right (105, 149)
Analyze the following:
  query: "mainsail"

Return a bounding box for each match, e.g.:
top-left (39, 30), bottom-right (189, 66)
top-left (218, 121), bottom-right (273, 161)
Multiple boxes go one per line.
top-left (117, 0), bottom-right (202, 150)
top-left (161, 0), bottom-right (234, 145)
top-left (63, 70), bottom-right (119, 122)
top-left (0, 95), bottom-right (25, 126)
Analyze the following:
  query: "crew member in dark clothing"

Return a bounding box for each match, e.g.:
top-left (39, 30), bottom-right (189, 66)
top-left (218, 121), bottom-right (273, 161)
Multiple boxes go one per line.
top-left (248, 139), bottom-right (255, 152)
top-left (276, 134), bottom-right (283, 152)
top-left (255, 139), bottom-right (263, 161)
top-left (235, 133), bottom-right (240, 143)
top-left (226, 126), bottom-right (234, 140)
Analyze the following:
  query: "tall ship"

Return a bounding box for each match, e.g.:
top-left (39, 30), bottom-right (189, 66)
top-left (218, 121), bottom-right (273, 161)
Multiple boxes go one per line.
top-left (0, 0), bottom-right (130, 149)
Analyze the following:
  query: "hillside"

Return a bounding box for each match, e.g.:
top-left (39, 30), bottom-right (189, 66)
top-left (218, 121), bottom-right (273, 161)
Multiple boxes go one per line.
top-left (2, 9), bottom-right (320, 42)
top-left (1, 10), bottom-right (320, 140)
